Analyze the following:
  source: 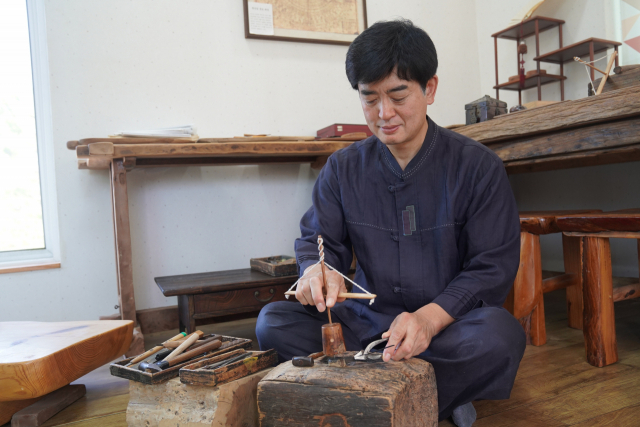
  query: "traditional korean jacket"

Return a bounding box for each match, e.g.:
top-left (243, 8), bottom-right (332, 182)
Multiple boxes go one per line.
top-left (295, 116), bottom-right (521, 345)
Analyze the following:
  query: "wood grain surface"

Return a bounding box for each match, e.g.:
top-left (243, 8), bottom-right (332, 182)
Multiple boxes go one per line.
top-left (562, 235), bottom-right (584, 330)
top-left (455, 85), bottom-right (640, 143)
top-left (0, 320), bottom-right (133, 401)
top-left (258, 355), bottom-right (438, 427)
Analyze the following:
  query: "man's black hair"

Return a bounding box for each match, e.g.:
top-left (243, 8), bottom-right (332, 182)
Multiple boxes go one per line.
top-left (345, 19), bottom-right (438, 91)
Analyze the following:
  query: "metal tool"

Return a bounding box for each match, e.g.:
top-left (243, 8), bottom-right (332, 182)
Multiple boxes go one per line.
top-left (138, 339), bottom-right (222, 373)
top-left (292, 351), bottom-right (324, 367)
top-left (354, 338), bottom-right (388, 361)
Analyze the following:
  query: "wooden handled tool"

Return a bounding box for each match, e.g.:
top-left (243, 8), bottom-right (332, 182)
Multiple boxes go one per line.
top-left (285, 291), bottom-right (376, 299)
top-left (127, 332), bottom-right (186, 366)
top-left (139, 339), bottom-right (222, 372)
top-left (163, 334), bottom-right (222, 349)
top-left (165, 331), bottom-right (203, 362)
top-left (292, 351), bottom-right (324, 367)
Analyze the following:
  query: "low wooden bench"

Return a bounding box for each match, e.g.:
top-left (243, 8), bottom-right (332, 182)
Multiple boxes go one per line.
top-left (155, 269), bottom-right (298, 333)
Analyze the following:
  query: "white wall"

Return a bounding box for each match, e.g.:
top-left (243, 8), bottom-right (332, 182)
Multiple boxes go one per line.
top-left (0, 0), bottom-right (482, 320)
top-left (476, 0), bottom-right (640, 277)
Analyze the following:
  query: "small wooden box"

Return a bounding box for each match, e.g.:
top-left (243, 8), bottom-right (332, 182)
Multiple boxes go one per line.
top-left (180, 349), bottom-right (278, 387)
top-left (250, 255), bottom-right (297, 277)
top-left (257, 353), bottom-right (438, 426)
top-left (110, 336), bottom-right (252, 385)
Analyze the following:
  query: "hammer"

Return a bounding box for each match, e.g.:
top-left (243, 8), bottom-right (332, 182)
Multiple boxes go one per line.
top-left (139, 339), bottom-right (222, 372)
top-left (126, 332), bottom-right (186, 367)
top-left (292, 351), bottom-right (324, 367)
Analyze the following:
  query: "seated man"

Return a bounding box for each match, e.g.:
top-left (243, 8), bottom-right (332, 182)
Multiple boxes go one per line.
top-left (256, 19), bottom-right (525, 426)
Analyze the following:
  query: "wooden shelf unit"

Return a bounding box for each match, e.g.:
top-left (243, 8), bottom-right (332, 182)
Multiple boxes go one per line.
top-left (492, 16), bottom-right (565, 104)
top-left (534, 37), bottom-right (621, 83)
top-left (494, 72), bottom-right (566, 91)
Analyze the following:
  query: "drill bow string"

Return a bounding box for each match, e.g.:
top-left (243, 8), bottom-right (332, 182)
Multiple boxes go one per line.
top-left (285, 235), bottom-right (376, 305)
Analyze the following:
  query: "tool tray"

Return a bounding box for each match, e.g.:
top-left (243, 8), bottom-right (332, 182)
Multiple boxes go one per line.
top-left (110, 335), bottom-right (252, 384)
top-left (180, 348), bottom-right (278, 387)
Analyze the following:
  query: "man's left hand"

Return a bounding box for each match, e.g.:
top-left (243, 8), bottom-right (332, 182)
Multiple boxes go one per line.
top-left (381, 303), bottom-right (454, 362)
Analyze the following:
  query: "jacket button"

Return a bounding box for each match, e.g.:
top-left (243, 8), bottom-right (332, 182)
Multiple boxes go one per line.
top-left (388, 185), bottom-right (395, 192)
top-left (391, 235), bottom-right (398, 241)
top-left (393, 287), bottom-right (402, 293)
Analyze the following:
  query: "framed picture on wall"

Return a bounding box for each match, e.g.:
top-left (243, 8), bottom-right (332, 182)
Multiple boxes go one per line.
top-left (243, 0), bottom-right (368, 46)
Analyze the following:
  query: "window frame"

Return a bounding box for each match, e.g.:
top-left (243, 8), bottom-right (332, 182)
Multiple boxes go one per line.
top-left (0, 0), bottom-right (60, 272)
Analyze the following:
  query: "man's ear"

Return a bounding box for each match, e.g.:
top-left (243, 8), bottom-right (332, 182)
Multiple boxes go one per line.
top-left (425, 76), bottom-right (438, 105)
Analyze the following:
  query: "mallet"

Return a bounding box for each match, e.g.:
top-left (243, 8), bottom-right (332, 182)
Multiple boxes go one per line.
top-left (139, 339), bottom-right (222, 373)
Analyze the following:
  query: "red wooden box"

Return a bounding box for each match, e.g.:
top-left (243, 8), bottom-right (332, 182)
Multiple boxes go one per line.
top-left (317, 123), bottom-right (373, 138)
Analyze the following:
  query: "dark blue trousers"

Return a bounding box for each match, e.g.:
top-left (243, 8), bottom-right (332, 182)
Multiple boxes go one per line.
top-left (256, 301), bottom-right (525, 421)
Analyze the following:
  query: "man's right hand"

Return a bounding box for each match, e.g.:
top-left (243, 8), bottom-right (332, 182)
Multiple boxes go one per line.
top-left (295, 264), bottom-right (348, 312)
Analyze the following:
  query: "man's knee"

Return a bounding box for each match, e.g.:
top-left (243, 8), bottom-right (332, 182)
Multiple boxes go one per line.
top-left (468, 307), bottom-right (526, 367)
top-left (255, 301), bottom-right (291, 351)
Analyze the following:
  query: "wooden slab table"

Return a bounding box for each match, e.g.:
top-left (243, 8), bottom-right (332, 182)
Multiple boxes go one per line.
top-left (71, 88), bottom-right (640, 351)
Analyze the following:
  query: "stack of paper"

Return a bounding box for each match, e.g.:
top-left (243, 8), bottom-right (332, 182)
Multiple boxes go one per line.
top-left (113, 125), bottom-right (197, 138)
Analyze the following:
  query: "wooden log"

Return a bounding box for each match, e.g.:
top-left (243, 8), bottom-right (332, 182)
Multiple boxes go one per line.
top-left (110, 159), bottom-right (144, 357)
top-left (126, 368), bottom-right (272, 427)
top-left (454, 85), bottom-right (640, 143)
top-left (11, 384), bottom-right (86, 427)
top-left (0, 321), bottom-right (133, 401)
top-left (556, 214), bottom-right (640, 234)
top-left (562, 235), bottom-right (584, 330)
top-left (582, 237), bottom-right (618, 367)
top-left (78, 141), bottom-right (353, 160)
top-left (542, 273), bottom-right (577, 293)
top-left (612, 282), bottom-right (640, 302)
top-left (504, 143), bottom-right (640, 174)
top-left (257, 355), bottom-right (438, 426)
top-left (488, 116), bottom-right (640, 163)
top-left (519, 210), bottom-right (602, 235)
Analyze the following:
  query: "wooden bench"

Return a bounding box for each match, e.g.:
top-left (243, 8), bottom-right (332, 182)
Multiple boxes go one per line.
top-left (155, 269), bottom-right (298, 333)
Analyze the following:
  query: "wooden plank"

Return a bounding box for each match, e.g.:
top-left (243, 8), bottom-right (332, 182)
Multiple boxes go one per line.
top-left (0, 321), bottom-right (133, 401)
top-left (46, 412), bottom-right (126, 427)
top-left (454, 85), bottom-right (640, 143)
top-left (87, 140), bottom-right (354, 159)
top-left (110, 159), bottom-right (143, 357)
top-left (542, 273), bottom-right (576, 293)
top-left (134, 155), bottom-right (323, 168)
top-left (88, 142), bottom-right (114, 155)
top-left (487, 116), bottom-right (640, 162)
top-left (582, 237), bottom-right (618, 367)
top-left (562, 235), bottom-right (584, 330)
top-left (504, 143), bottom-right (640, 174)
top-left (12, 384), bottom-right (86, 427)
top-left (564, 231), bottom-right (640, 238)
top-left (0, 398), bottom-right (41, 425)
top-left (0, 263), bottom-right (60, 275)
top-left (155, 268), bottom-right (297, 297)
top-left (570, 404), bottom-right (640, 427)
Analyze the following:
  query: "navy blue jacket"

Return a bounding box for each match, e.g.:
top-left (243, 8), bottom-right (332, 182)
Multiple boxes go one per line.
top-left (295, 116), bottom-right (520, 344)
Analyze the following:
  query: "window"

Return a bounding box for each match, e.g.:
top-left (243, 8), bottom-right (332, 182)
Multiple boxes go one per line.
top-left (0, 0), bottom-right (59, 272)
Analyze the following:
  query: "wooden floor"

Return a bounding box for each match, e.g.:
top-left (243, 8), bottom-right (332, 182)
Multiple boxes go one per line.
top-left (5, 290), bottom-right (640, 426)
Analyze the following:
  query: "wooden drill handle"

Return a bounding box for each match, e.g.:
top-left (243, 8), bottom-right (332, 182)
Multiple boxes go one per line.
top-left (165, 331), bottom-right (203, 362)
top-left (128, 332), bottom-right (186, 365)
top-left (285, 291), bottom-right (375, 299)
top-left (166, 339), bottom-right (222, 366)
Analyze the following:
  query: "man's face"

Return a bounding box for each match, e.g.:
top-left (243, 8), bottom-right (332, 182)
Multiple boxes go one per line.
top-left (358, 72), bottom-right (437, 148)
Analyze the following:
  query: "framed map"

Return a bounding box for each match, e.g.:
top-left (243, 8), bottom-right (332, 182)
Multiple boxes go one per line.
top-left (243, 0), bottom-right (368, 46)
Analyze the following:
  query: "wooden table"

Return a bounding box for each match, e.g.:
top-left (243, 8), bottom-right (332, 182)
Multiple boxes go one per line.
top-left (155, 268), bottom-right (297, 334)
top-left (71, 85), bottom-right (640, 353)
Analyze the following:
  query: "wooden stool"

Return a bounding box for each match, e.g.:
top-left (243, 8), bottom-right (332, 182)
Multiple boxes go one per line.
top-left (257, 354), bottom-right (438, 426)
top-left (556, 210), bottom-right (640, 367)
top-left (505, 210), bottom-right (599, 346)
top-left (0, 320), bottom-right (133, 424)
